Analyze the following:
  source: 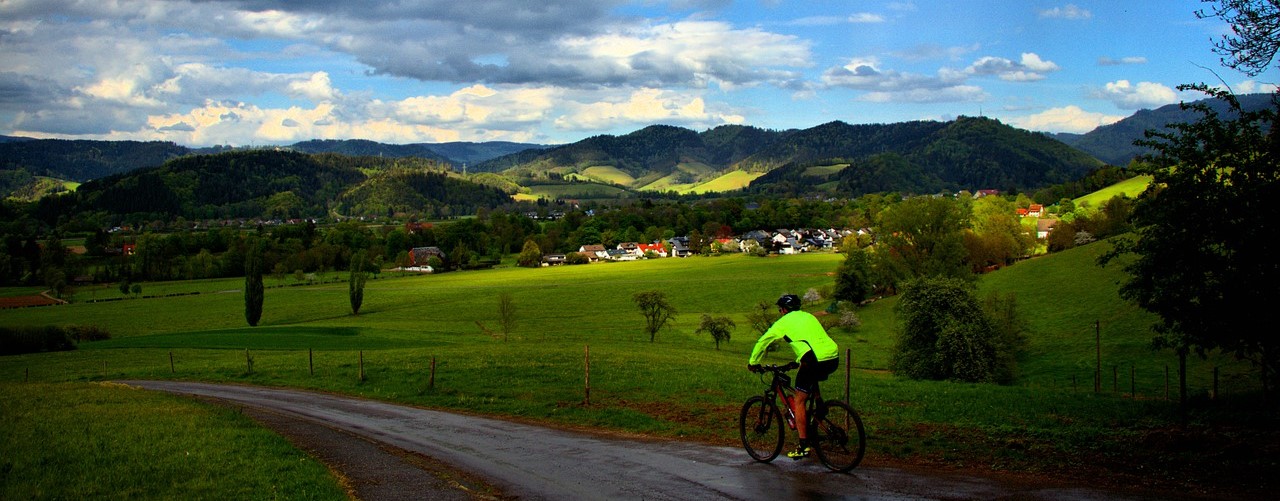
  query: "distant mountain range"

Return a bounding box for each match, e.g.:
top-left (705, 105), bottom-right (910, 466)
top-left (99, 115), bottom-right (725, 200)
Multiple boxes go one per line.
top-left (1053, 93), bottom-right (1274, 166)
top-left (0, 137), bottom-right (547, 182)
top-left (2, 93), bottom-right (1274, 205)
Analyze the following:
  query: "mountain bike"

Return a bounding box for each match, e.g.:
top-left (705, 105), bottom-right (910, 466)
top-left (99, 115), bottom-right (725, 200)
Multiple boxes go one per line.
top-left (739, 362), bottom-right (865, 472)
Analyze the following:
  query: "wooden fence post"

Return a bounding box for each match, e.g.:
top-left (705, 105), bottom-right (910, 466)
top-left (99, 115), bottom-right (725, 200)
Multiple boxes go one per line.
top-left (584, 345), bottom-right (591, 406)
top-left (245, 349), bottom-right (252, 374)
top-left (169, 351), bottom-right (174, 374)
top-left (845, 348), bottom-right (851, 405)
top-left (359, 351), bottom-right (365, 382)
top-left (309, 348), bottom-right (314, 376)
top-left (429, 356), bottom-right (436, 390)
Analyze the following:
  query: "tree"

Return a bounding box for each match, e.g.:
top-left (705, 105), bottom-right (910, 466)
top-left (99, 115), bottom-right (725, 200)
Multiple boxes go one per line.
top-left (875, 196), bottom-right (971, 287)
top-left (745, 300), bottom-right (779, 337)
top-left (633, 290), bottom-right (677, 342)
top-left (1197, 0), bottom-right (1280, 76)
top-left (517, 239), bottom-right (542, 268)
top-left (244, 242), bottom-right (265, 327)
top-left (833, 247), bottom-right (873, 304)
top-left (497, 292), bottom-right (516, 341)
top-left (890, 276), bottom-right (1022, 384)
top-left (696, 314), bottom-right (736, 350)
top-left (1104, 86), bottom-right (1280, 399)
top-left (349, 250), bottom-right (368, 315)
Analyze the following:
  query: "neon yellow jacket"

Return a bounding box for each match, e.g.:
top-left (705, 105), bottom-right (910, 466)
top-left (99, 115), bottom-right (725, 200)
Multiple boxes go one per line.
top-left (748, 310), bottom-right (839, 365)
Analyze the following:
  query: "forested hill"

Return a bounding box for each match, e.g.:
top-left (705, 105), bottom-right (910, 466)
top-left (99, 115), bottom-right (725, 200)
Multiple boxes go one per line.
top-left (40, 150), bottom-right (509, 222)
top-left (746, 116), bottom-right (1103, 197)
top-left (477, 117), bottom-right (1103, 195)
top-left (1054, 93), bottom-right (1275, 166)
top-left (0, 139), bottom-right (189, 181)
top-left (0, 137), bottom-right (547, 184)
top-left (288, 139), bottom-right (547, 166)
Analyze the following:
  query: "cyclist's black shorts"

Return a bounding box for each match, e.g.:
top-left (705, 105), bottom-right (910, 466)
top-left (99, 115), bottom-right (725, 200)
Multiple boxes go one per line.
top-left (794, 351), bottom-right (839, 395)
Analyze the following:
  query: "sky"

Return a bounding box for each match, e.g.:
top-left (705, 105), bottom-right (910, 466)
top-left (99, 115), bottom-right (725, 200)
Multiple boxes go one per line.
top-left (1, 1), bottom-right (1277, 147)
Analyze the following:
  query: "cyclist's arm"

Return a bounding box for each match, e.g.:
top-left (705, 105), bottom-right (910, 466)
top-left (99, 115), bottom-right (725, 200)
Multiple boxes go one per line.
top-left (747, 323), bottom-right (786, 366)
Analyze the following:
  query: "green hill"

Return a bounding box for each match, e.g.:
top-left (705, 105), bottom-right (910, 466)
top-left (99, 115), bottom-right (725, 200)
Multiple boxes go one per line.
top-left (52, 150), bottom-right (509, 221)
top-left (479, 117), bottom-right (1103, 197)
top-left (1074, 175), bottom-right (1151, 208)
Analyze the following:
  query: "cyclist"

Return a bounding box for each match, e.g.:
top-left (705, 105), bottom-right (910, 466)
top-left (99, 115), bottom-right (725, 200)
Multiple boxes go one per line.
top-left (747, 294), bottom-right (840, 459)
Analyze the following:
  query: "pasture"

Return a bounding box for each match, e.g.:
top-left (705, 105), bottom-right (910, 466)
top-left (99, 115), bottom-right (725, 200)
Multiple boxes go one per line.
top-left (0, 248), bottom-right (1272, 497)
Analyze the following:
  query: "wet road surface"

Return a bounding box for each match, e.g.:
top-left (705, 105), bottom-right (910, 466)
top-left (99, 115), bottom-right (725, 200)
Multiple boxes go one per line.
top-left (123, 380), bottom-right (1158, 500)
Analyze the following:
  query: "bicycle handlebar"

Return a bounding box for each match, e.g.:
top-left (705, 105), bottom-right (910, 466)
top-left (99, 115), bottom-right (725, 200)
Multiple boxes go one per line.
top-left (752, 362), bottom-right (799, 373)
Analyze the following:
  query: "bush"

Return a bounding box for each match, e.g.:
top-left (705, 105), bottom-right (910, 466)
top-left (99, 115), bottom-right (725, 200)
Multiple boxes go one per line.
top-left (890, 276), bottom-right (1022, 384)
top-left (0, 326), bottom-right (85, 355)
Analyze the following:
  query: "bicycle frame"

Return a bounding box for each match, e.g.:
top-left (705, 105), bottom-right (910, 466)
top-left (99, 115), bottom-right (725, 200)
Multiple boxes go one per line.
top-left (763, 367), bottom-right (822, 433)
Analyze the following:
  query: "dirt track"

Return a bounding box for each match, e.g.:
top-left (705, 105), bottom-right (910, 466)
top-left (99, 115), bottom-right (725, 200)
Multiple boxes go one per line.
top-left (124, 380), bottom-right (1171, 500)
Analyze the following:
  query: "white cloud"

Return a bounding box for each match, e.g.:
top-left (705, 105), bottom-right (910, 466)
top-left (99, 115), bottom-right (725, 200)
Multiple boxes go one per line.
top-left (1039, 4), bottom-right (1092, 20)
top-left (965, 53), bottom-right (1060, 82)
top-left (1234, 80), bottom-right (1279, 94)
top-left (822, 57), bottom-right (985, 103)
top-left (553, 88), bottom-right (744, 131)
top-left (1007, 105), bottom-right (1124, 133)
top-left (1094, 80), bottom-right (1178, 109)
top-left (1098, 56), bottom-right (1148, 66)
top-left (848, 13), bottom-right (885, 23)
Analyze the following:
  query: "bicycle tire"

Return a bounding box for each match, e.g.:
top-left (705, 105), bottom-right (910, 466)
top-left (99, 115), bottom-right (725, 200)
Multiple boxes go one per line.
top-left (739, 396), bottom-right (784, 462)
top-left (811, 400), bottom-right (866, 472)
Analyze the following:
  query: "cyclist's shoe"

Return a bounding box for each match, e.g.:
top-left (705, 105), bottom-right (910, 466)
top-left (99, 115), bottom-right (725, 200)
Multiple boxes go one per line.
top-left (787, 446), bottom-right (811, 460)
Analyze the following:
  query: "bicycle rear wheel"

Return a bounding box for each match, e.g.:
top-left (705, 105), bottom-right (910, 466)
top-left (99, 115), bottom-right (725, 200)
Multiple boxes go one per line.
top-left (811, 400), bottom-right (865, 472)
top-left (739, 396), bottom-right (784, 462)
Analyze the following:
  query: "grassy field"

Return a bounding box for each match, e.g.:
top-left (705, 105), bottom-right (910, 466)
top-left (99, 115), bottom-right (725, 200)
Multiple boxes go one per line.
top-left (0, 382), bottom-right (347, 500)
top-left (580, 165), bottom-right (636, 186)
top-left (0, 249), bottom-right (1272, 497)
top-left (1075, 175), bottom-right (1153, 208)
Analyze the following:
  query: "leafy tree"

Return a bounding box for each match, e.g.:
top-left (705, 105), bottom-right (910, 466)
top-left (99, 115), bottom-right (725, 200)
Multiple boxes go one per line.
top-left (696, 314), bottom-right (736, 350)
top-left (1104, 86), bottom-right (1280, 399)
top-left (1197, 0), bottom-right (1280, 76)
top-left (964, 196), bottom-right (1032, 272)
top-left (517, 239), bottom-right (543, 267)
top-left (875, 196), bottom-right (971, 286)
top-left (244, 242), bottom-right (264, 327)
top-left (633, 290), bottom-right (677, 342)
top-left (833, 248), bottom-right (873, 304)
top-left (890, 276), bottom-right (1022, 384)
top-left (745, 300), bottom-right (779, 337)
top-left (348, 250), bottom-right (368, 315)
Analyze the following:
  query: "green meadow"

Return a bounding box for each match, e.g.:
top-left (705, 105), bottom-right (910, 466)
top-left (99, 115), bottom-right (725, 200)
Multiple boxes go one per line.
top-left (1074, 174), bottom-right (1153, 208)
top-left (0, 248), bottom-right (1271, 497)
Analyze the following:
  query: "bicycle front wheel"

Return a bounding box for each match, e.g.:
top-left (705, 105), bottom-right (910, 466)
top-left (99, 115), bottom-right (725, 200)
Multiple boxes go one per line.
top-left (811, 400), bottom-right (866, 472)
top-left (739, 396), bottom-right (784, 462)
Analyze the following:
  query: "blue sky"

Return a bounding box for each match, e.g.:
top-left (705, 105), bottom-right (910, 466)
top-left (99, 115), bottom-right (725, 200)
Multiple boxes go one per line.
top-left (1, 1), bottom-right (1275, 147)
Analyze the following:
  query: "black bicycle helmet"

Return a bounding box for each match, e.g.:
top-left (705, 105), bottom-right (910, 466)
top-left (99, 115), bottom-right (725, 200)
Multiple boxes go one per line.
top-left (776, 294), bottom-right (802, 311)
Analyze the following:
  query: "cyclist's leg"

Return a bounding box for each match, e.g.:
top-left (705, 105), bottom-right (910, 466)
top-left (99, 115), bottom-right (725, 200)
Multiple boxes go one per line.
top-left (791, 352), bottom-right (822, 457)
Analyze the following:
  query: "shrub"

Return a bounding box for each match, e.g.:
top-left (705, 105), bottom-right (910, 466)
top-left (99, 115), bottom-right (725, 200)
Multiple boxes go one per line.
top-left (0, 326), bottom-right (79, 355)
top-left (890, 276), bottom-right (1022, 384)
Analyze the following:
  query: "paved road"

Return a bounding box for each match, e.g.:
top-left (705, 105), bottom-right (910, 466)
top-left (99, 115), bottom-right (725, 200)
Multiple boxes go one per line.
top-left (124, 380), bottom-right (1156, 500)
